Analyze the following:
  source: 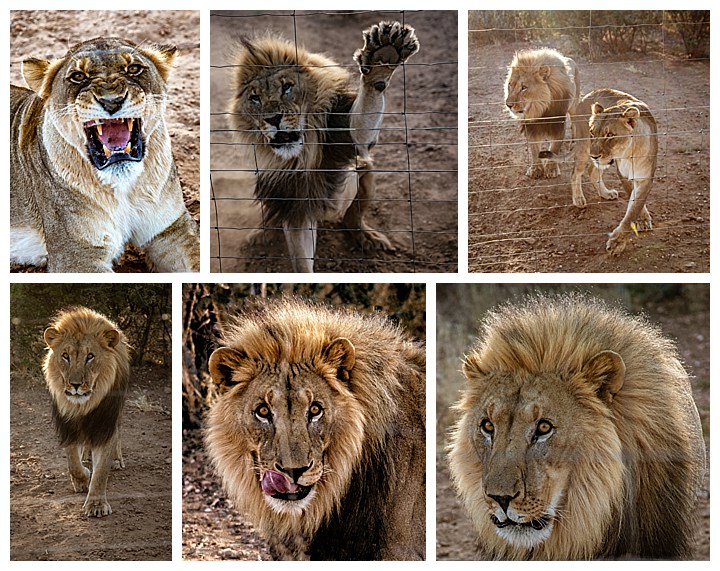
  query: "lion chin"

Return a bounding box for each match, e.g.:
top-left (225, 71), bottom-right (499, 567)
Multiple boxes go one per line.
top-left (63, 390), bottom-right (93, 405)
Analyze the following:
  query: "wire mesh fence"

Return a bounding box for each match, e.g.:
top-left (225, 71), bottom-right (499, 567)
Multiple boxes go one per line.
top-left (210, 10), bottom-right (458, 273)
top-left (468, 10), bottom-right (709, 273)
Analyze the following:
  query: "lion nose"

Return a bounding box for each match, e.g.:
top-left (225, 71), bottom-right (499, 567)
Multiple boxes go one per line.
top-left (488, 492), bottom-right (519, 514)
top-left (275, 462), bottom-right (313, 483)
top-left (265, 114), bottom-right (284, 128)
top-left (96, 94), bottom-right (127, 115)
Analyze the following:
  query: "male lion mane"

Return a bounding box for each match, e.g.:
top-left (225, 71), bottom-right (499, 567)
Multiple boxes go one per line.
top-left (449, 294), bottom-right (706, 560)
top-left (228, 36), bottom-right (359, 229)
top-left (205, 297), bottom-right (426, 560)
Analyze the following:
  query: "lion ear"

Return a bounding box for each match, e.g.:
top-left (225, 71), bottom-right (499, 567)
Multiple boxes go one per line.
top-left (102, 329), bottom-right (121, 349)
top-left (462, 352), bottom-right (488, 380)
top-left (537, 64), bottom-right (551, 80)
top-left (22, 57), bottom-right (64, 98)
top-left (141, 44), bottom-right (177, 82)
top-left (591, 102), bottom-right (605, 116)
top-left (43, 326), bottom-right (60, 348)
top-left (622, 106), bottom-right (640, 129)
top-left (582, 350), bottom-right (626, 404)
top-left (208, 347), bottom-right (250, 390)
top-left (323, 338), bottom-right (355, 383)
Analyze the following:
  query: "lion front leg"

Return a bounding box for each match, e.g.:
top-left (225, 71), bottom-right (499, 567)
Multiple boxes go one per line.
top-left (283, 218), bottom-right (318, 273)
top-left (606, 178), bottom-right (653, 255)
top-left (83, 439), bottom-right (117, 517)
top-left (66, 444), bottom-right (91, 493)
top-left (144, 211), bottom-right (200, 272)
top-left (350, 21), bottom-right (419, 156)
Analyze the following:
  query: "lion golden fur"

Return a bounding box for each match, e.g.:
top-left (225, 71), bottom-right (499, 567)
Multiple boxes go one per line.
top-left (43, 306), bottom-right (131, 516)
top-left (448, 295), bottom-right (705, 560)
top-left (504, 48), bottom-right (580, 179)
top-left (205, 298), bottom-right (426, 560)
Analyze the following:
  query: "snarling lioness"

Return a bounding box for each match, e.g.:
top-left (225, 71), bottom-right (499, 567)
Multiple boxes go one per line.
top-left (10, 37), bottom-right (199, 272)
top-left (228, 22), bottom-right (420, 272)
top-left (448, 295), bottom-right (706, 560)
top-left (504, 48), bottom-right (580, 179)
top-left (43, 307), bottom-right (130, 517)
top-left (205, 298), bottom-right (426, 559)
top-left (571, 88), bottom-right (658, 254)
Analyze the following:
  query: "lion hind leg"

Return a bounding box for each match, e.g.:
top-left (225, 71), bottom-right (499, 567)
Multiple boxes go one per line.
top-left (342, 170), bottom-right (395, 252)
top-left (606, 179), bottom-right (653, 255)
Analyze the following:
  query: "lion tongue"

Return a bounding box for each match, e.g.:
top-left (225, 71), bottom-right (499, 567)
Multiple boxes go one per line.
top-left (96, 119), bottom-right (131, 151)
top-left (261, 470), bottom-right (299, 496)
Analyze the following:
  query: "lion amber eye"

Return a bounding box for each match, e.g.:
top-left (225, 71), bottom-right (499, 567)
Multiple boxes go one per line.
top-left (61, 352), bottom-right (70, 361)
top-left (308, 402), bottom-right (323, 420)
top-left (86, 353), bottom-right (95, 363)
top-left (126, 64), bottom-right (143, 75)
top-left (536, 419), bottom-right (554, 436)
top-left (480, 418), bottom-right (494, 435)
top-left (255, 404), bottom-right (271, 419)
top-left (68, 71), bottom-right (87, 84)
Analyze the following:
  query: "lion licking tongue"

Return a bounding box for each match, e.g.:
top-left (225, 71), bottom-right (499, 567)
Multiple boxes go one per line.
top-left (261, 470), bottom-right (298, 496)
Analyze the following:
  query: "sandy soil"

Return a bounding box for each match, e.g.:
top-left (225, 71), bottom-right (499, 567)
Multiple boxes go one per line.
top-left (9, 10), bottom-right (200, 273)
top-left (209, 10), bottom-right (458, 273)
top-left (468, 39), bottom-right (709, 272)
top-left (10, 366), bottom-right (173, 561)
top-left (435, 288), bottom-right (710, 560)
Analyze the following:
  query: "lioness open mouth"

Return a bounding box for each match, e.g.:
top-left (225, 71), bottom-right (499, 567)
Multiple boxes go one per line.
top-left (84, 118), bottom-right (144, 170)
top-left (260, 469), bottom-right (313, 502)
top-left (491, 514), bottom-right (551, 531)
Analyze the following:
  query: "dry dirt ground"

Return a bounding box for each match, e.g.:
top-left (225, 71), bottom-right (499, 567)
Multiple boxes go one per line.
top-left (468, 39), bottom-right (709, 272)
top-left (435, 290), bottom-right (710, 560)
top-left (9, 10), bottom-right (200, 273)
top-left (209, 10), bottom-right (458, 273)
top-left (10, 366), bottom-right (173, 561)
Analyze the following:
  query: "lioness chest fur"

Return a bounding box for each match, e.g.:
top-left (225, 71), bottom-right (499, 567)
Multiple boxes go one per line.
top-left (10, 37), bottom-right (199, 273)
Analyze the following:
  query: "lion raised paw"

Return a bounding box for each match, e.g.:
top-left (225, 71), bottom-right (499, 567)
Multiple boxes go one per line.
top-left (354, 22), bottom-right (419, 88)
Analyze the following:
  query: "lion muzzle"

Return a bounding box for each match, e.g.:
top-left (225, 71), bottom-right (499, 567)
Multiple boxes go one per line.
top-left (261, 469), bottom-right (313, 501)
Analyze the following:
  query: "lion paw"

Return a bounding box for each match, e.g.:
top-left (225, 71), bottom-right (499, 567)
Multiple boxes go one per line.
top-left (599, 188), bottom-right (619, 201)
top-left (606, 230), bottom-right (627, 255)
top-left (354, 21), bottom-right (419, 87)
top-left (543, 161), bottom-right (560, 178)
top-left (84, 497), bottom-right (112, 518)
top-left (70, 467), bottom-right (91, 493)
top-left (359, 227), bottom-right (395, 252)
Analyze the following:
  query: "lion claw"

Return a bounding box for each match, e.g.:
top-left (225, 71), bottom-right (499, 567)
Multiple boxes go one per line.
top-left (354, 21), bottom-right (419, 75)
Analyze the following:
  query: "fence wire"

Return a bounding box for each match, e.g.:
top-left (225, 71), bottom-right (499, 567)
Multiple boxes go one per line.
top-left (210, 10), bottom-right (458, 273)
top-left (467, 11), bottom-right (710, 273)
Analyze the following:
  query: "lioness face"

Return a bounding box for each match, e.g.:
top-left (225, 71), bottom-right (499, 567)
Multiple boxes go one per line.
top-left (43, 325), bottom-right (121, 406)
top-left (239, 68), bottom-right (306, 160)
top-left (25, 38), bottom-right (175, 181)
top-left (588, 105), bottom-right (636, 168)
top-left (460, 370), bottom-right (616, 551)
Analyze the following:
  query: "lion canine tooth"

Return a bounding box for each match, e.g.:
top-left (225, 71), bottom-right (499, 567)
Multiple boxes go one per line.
top-left (127, 119), bottom-right (134, 131)
top-left (97, 123), bottom-right (103, 136)
top-left (124, 143), bottom-right (132, 154)
top-left (103, 147), bottom-right (112, 158)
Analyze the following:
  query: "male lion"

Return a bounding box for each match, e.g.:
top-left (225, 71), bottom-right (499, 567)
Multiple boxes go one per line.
top-left (205, 298), bottom-right (426, 560)
top-left (228, 21), bottom-right (420, 272)
top-left (504, 48), bottom-right (580, 179)
top-left (448, 295), bottom-right (706, 560)
top-left (43, 307), bottom-right (130, 517)
top-left (10, 37), bottom-right (200, 272)
top-left (571, 88), bottom-right (658, 254)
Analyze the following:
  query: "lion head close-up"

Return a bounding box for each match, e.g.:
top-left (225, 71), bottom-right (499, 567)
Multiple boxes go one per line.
top-left (448, 295), bottom-right (706, 560)
top-left (24, 37), bottom-right (176, 184)
top-left (204, 298), bottom-right (426, 560)
top-left (44, 307), bottom-right (130, 421)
